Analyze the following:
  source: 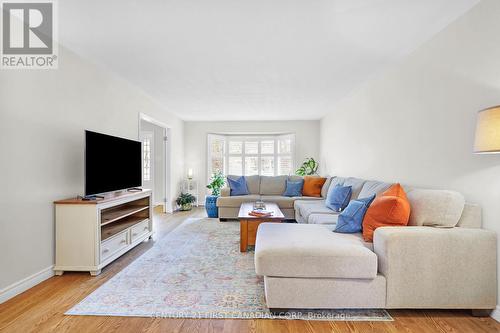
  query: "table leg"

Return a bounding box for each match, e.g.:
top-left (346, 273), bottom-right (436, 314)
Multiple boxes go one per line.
top-left (240, 219), bottom-right (248, 252)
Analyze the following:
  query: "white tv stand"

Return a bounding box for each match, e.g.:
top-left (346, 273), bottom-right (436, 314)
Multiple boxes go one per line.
top-left (54, 189), bottom-right (153, 276)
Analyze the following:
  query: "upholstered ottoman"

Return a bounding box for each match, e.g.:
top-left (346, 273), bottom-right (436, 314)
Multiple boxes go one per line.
top-left (254, 223), bottom-right (386, 309)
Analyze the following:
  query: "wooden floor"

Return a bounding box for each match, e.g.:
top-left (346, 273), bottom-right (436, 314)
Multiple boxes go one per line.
top-left (0, 208), bottom-right (499, 333)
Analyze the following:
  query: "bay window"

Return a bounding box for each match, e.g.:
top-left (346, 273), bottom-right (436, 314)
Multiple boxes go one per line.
top-left (207, 134), bottom-right (295, 180)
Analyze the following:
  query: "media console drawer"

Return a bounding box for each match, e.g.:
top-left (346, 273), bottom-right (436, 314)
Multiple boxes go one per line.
top-left (131, 219), bottom-right (150, 242)
top-left (101, 230), bottom-right (128, 261)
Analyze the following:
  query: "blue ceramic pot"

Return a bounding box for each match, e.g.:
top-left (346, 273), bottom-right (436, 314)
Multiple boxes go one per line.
top-left (205, 195), bottom-right (219, 218)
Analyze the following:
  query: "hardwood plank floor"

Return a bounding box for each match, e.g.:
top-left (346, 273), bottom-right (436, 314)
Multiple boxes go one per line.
top-left (0, 208), bottom-right (498, 333)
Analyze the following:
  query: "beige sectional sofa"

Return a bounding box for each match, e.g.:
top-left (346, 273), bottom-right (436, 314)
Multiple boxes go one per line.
top-left (254, 176), bottom-right (497, 312)
top-left (217, 175), bottom-right (330, 219)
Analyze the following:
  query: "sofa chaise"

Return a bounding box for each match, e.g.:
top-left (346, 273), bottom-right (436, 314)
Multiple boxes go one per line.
top-left (254, 176), bottom-right (497, 312)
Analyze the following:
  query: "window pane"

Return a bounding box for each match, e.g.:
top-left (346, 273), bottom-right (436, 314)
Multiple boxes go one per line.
top-left (245, 156), bottom-right (258, 175)
top-left (143, 138), bottom-right (151, 181)
top-left (211, 157), bottom-right (224, 174)
top-left (261, 156), bottom-right (274, 176)
top-left (208, 134), bottom-right (294, 180)
top-left (209, 135), bottom-right (225, 177)
top-left (278, 138), bottom-right (291, 154)
top-left (278, 156), bottom-right (292, 175)
top-left (261, 140), bottom-right (274, 154)
top-left (245, 141), bottom-right (258, 154)
top-left (210, 137), bottom-right (225, 156)
top-left (228, 141), bottom-right (243, 154)
top-left (228, 156), bottom-right (243, 175)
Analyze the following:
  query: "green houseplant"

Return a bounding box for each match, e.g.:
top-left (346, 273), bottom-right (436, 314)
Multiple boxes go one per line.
top-left (205, 172), bottom-right (225, 218)
top-left (295, 157), bottom-right (319, 176)
top-left (206, 171), bottom-right (225, 196)
top-left (176, 192), bottom-right (196, 211)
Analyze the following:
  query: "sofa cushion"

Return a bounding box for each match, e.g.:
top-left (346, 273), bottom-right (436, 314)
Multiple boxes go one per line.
top-left (322, 176), bottom-right (344, 198)
top-left (255, 223), bottom-right (377, 279)
top-left (260, 195), bottom-right (295, 209)
top-left (294, 200), bottom-right (334, 219)
top-left (358, 180), bottom-right (392, 199)
top-left (362, 184), bottom-right (410, 242)
top-left (343, 177), bottom-right (366, 200)
top-left (245, 175), bottom-right (261, 194)
top-left (303, 176), bottom-right (327, 197)
top-left (220, 187), bottom-right (231, 197)
top-left (307, 213), bottom-right (340, 225)
top-left (292, 196), bottom-right (323, 201)
top-left (288, 175), bottom-right (304, 182)
top-left (321, 177), bottom-right (333, 198)
top-left (282, 179), bottom-right (303, 197)
top-left (227, 176), bottom-right (249, 196)
top-left (228, 175), bottom-right (260, 194)
top-left (325, 184), bottom-right (352, 212)
top-left (216, 194), bottom-right (260, 208)
top-left (330, 176), bottom-right (347, 188)
top-left (260, 176), bottom-right (287, 195)
top-left (407, 189), bottom-right (465, 227)
top-left (457, 203), bottom-right (481, 228)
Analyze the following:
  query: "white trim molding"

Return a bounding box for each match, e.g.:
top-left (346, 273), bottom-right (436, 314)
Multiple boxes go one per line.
top-left (0, 266), bottom-right (54, 304)
top-left (139, 113), bottom-right (173, 214)
top-left (138, 112), bottom-right (171, 130)
top-left (491, 305), bottom-right (500, 322)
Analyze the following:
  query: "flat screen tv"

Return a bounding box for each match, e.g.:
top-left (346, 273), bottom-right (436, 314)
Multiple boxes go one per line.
top-left (85, 130), bottom-right (142, 196)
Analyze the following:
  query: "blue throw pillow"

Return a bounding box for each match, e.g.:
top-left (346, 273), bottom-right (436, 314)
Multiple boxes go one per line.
top-left (356, 194), bottom-right (376, 206)
top-left (283, 179), bottom-right (304, 197)
top-left (334, 194), bottom-right (376, 233)
top-left (227, 176), bottom-right (249, 196)
top-left (326, 184), bottom-right (352, 212)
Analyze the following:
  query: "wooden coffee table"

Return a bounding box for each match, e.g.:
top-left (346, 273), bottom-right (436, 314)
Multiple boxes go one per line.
top-left (238, 202), bottom-right (285, 252)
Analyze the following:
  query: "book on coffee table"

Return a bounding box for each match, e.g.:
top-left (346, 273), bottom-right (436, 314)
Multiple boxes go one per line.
top-left (248, 210), bottom-right (274, 217)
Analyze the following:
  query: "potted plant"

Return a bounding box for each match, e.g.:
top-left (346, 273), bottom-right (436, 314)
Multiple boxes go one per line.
top-left (295, 157), bottom-right (319, 176)
top-left (205, 171), bottom-right (225, 218)
top-left (176, 192), bottom-right (196, 211)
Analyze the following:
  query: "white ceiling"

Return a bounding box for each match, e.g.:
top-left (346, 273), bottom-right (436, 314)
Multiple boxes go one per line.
top-left (59, 0), bottom-right (478, 121)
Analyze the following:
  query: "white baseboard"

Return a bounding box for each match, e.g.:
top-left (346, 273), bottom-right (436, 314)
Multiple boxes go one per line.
top-left (0, 266), bottom-right (54, 304)
top-left (491, 305), bottom-right (500, 322)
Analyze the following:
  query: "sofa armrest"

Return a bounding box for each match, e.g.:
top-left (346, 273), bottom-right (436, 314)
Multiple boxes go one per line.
top-left (220, 187), bottom-right (231, 197)
top-left (373, 226), bottom-right (497, 309)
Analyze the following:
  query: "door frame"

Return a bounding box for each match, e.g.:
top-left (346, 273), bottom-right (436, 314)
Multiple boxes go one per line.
top-left (138, 113), bottom-right (172, 213)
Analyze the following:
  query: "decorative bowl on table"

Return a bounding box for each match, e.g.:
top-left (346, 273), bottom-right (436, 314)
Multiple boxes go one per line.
top-left (253, 200), bottom-right (266, 210)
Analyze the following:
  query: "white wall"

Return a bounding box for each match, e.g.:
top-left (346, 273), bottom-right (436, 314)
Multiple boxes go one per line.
top-left (0, 46), bottom-right (184, 296)
top-left (320, 0), bottom-right (500, 311)
top-left (184, 121), bottom-right (320, 200)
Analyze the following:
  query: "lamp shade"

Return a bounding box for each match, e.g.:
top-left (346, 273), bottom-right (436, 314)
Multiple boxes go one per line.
top-left (473, 106), bottom-right (500, 154)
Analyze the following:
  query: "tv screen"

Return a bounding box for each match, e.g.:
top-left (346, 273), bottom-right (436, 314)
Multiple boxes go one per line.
top-left (85, 130), bottom-right (142, 196)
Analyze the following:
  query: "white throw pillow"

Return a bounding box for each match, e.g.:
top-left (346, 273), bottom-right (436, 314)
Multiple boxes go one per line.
top-left (407, 189), bottom-right (465, 228)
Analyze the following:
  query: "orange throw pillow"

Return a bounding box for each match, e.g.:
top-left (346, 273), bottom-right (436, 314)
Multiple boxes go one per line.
top-left (362, 183), bottom-right (410, 242)
top-left (302, 176), bottom-right (327, 197)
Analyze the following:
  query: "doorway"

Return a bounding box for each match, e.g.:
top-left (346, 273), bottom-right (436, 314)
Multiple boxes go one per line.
top-left (139, 114), bottom-right (172, 213)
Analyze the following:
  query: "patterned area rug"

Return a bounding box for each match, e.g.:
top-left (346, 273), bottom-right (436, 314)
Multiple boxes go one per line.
top-left (67, 218), bottom-right (392, 321)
